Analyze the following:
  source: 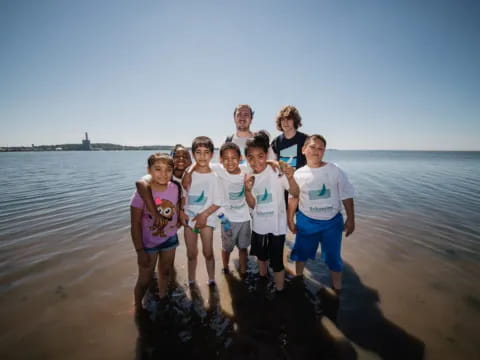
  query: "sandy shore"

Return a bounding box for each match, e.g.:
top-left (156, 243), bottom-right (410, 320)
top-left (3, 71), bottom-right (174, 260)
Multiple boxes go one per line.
top-left (1, 223), bottom-right (479, 359)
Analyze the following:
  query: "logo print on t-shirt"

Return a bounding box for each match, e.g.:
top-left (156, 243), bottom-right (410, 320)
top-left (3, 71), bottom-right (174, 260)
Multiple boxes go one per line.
top-left (229, 186), bottom-right (245, 200)
top-left (188, 190), bottom-right (208, 206)
top-left (279, 145), bottom-right (297, 168)
top-left (308, 184), bottom-right (331, 200)
top-left (256, 188), bottom-right (273, 204)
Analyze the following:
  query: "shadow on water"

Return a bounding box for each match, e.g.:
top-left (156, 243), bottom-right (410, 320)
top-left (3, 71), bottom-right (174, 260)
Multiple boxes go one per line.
top-left (223, 267), bottom-right (356, 360)
top-left (134, 268), bottom-right (232, 359)
top-left (305, 261), bottom-right (425, 360)
top-left (134, 261), bottom-right (364, 359)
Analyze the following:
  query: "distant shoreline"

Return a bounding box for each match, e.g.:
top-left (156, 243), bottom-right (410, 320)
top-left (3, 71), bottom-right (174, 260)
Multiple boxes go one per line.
top-left (0, 144), bottom-right (175, 152)
top-left (1, 147), bottom-right (478, 153)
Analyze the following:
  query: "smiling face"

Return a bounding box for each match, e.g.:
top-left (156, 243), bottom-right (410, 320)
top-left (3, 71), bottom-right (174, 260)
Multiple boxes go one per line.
top-left (220, 148), bottom-right (241, 174)
top-left (193, 145), bottom-right (213, 169)
top-left (234, 106), bottom-right (253, 132)
top-left (148, 160), bottom-right (173, 186)
top-left (173, 148), bottom-right (191, 172)
top-left (246, 147), bottom-right (268, 174)
top-left (302, 138), bottom-right (326, 167)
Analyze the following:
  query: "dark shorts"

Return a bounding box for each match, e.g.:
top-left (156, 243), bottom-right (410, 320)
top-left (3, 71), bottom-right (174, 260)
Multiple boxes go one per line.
top-left (144, 234), bottom-right (179, 253)
top-left (250, 232), bottom-right (285, 272)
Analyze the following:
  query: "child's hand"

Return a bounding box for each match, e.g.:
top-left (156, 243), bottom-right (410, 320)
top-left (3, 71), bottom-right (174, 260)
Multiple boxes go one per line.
top-left (137, 250), bottom-right (150, 268)
top-left (192, 212), bottom-right (208, 229)
top-left (287, 218), bottom-right (297, 234)
top-left (151, 214), bottom-right (163, 230)
top-left (344, 217), bottom-right (355, 237)
top-left (244, 174), bottom-right (255, 191)
top-left (283, 164), bottom-right (294, 179)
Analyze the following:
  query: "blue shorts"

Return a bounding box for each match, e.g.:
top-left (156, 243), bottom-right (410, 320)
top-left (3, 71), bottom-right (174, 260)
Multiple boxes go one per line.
top-left (290, 212), bottom-right (344, 272)
top-left (144, 234), bottom-right (179, 253)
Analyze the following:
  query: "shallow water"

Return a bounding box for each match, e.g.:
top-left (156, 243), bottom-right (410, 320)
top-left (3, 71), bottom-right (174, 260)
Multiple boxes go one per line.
top-left (0, 150), bottom-right (479, 359)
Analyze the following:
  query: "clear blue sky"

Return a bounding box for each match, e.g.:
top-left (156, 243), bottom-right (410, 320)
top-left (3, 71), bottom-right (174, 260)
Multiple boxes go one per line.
top-left (1, 0), bottom-right (479, 150)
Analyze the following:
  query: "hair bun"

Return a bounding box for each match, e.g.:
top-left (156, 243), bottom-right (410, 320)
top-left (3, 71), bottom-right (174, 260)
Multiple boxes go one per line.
top-left (254, 130), bottom-right (270, 145)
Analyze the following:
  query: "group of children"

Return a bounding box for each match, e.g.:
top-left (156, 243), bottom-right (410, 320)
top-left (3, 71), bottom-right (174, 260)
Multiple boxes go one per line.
top-left (130, 132), bottom-right (355, 312)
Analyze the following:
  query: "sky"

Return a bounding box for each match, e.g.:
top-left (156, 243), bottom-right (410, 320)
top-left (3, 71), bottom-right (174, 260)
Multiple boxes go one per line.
top-left (1, 0), bottom-right (479, 150)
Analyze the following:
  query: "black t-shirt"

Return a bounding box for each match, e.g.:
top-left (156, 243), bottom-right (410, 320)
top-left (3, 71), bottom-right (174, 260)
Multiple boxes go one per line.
top-left (271, 131), bottom-right (307, 169)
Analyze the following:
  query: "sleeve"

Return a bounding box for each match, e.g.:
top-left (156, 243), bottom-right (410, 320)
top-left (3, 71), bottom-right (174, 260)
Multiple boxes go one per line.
top-left (130, 191), bottom-right (145, 209)
top-left (210, 163), bottom-right (224, 176)
top-left (287, 172), bottom-right (300, 199)
top-left (212, 174), bottom-right (225, 207)
top-left (279, 172), bottom-right (290, 192)
top-left (239, 163), bottom-right (252, 174)
top-left (337, 167), bottom-right (355, 200)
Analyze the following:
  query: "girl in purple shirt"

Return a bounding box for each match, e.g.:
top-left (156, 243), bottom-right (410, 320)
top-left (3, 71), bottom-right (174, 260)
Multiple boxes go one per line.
top-left (130, 154), bottom-right (181, 312)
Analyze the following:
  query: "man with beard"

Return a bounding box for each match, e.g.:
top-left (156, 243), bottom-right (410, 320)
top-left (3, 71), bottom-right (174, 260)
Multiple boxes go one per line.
top-left (225, 104), bottom-right (275, 163)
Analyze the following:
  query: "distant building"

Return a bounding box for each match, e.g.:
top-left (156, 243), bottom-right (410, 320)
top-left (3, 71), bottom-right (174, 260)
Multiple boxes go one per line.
top-left (82, 132), bottom-right (91, 150)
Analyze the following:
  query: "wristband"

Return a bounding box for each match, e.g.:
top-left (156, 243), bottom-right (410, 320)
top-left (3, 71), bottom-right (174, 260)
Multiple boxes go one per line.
top-left (135, 247), bottom-right (144, 252)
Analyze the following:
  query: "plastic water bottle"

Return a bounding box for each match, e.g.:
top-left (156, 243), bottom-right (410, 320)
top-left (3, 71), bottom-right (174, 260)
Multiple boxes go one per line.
top-left (217, 213), bottom-right (232, 233)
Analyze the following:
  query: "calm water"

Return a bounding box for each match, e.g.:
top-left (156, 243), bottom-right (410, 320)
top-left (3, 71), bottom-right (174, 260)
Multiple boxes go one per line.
top-left (1, 150), bottom-right (479, 359)
top-left (3, 150), bottom-right (478, 259)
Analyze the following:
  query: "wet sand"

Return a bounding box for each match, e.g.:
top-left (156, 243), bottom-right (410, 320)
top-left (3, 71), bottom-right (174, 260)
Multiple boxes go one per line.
top-left (1, 224), bottom-right (479, 359)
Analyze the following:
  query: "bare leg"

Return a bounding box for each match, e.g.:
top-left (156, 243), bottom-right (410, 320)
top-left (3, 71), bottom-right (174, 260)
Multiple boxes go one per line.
top-left (200, 226), bottom-right (215, 282)
top-left (258, 260), bottom-right (268, 277)
top-left (134, 252), bottom-right (157, 310)
top-left (221, 249), bottom-right (230, 270)
top-left (157, 248), bottom-right (176, 298)
top-left (295, 261), bottom-right (306, 276)
top-left (331, 271), bottom-right (342, 292)
top-left (273, 270), bottom-right (285, 291)
top-left (184, 227), bottom-right (199, 283)
top-left (238, 248), bottom-right (248, 274)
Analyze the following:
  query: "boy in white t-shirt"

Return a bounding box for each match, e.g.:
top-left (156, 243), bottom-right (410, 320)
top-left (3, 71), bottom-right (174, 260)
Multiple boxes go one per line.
top-left (287, 134), bottom-right (355, 294)
top-left (212, 142), bottom-right (251, 275)
top-left (183, 136), bottom-right (223, 286)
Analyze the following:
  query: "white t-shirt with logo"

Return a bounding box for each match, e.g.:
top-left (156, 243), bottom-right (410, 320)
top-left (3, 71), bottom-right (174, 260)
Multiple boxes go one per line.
top-left (185, 171), bottom-right (224, 228)
top-left (250, 166), bottom-right (290, 235)
top-left (211, 164), bottom-right (251, 223)
top-left (294, 163), bottom-right (355, 220)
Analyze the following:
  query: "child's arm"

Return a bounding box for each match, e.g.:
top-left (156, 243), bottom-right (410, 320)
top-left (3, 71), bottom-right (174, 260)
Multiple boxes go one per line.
top-left (266, 159), bottom-right (280, 173)
top-left (193, 204), bottom-right (220, 229)
top-left (135, 177), bottom-right (162, 229)
top-left (342, 198), bottom-right (355, 237)
top-left (284, 165), bottom-right (300, 197)
top-left (178, 196), bottom-right (189, 227)
top-left (130, 206), bottom-right (149, 267)
top-left (287, 197), bottom-right (298, 234)
top-left (182, 163), bottom-right (198, 191)
top-left (244, 174), bottom-right (256, 209)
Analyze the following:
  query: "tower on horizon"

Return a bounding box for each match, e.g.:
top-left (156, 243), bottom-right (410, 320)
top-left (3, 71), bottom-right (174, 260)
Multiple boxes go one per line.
top-left (82, 132), bottom-right (91, 150)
